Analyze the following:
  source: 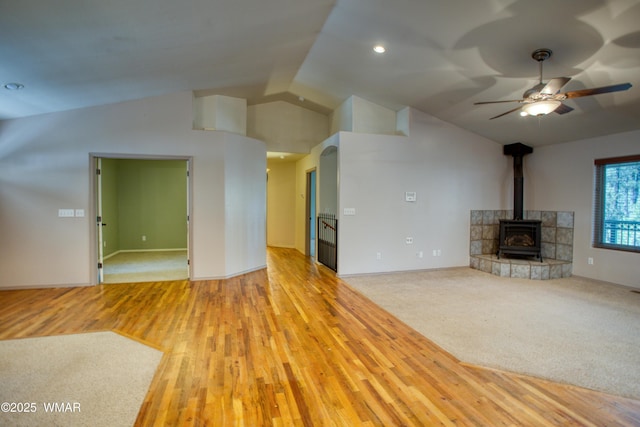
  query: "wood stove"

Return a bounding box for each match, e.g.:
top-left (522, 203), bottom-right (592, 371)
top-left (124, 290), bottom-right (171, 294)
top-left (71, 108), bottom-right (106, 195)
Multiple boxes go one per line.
top-left (497, 143), bottom-right (542, 261)
top-left (498, 219), bottom-right (542, 260)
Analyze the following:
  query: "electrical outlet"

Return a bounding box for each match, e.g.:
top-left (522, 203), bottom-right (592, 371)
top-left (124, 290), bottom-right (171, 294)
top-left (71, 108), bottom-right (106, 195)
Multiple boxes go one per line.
top-left (376, 252), bottom-right (382, 260)
top-left (405, 237), bottom-right (413, 244)
top-left (588, 257), bottom-right (594, 265)
top-left (418, 251), bottom-right (423, 258)
top-left (142, 235), bottom-right (147, 242)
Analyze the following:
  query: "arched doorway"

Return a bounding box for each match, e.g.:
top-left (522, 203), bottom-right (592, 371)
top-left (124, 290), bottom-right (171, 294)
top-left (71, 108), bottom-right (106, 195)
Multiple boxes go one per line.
top-left (317, 146), bottom-right (338, 271)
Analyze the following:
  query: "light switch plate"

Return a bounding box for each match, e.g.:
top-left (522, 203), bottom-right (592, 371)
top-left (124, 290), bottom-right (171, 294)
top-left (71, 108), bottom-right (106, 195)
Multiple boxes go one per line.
top-left (343, 208), bottom-right (356, 216)
top-left (405, 191), bottom-right (417, 202)
top-left (58, 209), bottom-right (75, 217)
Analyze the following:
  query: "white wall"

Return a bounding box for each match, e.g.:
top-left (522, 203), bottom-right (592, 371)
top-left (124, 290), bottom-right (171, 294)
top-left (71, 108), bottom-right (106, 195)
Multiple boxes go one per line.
top-left (352, 96), bottom-right (397, 135)
top-left (223, 133), bottom-right (267, 275)
top-left (330, 97), bottom-right (353, 135)
top-left (527, 130), bottom-right (640, 288)
top-left (337, 108), bottom-right (508, 275)
top-left (193, 95), bottom-right (247, 134)
top-left (0, 91), bottom-right (266, 289)
top-left (247, 101), bottom-right (329, 153)
top-left (396, 107), bottom-right (410, 136)
top-left (330, 95), bottom-right (398, 136)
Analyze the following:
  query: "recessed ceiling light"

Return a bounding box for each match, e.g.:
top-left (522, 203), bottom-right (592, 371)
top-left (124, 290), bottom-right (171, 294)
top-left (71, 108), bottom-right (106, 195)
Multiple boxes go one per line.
top-left (4, 82), bottom-right (25, 91)
top-left (373, 45), bottom-right (386, 54)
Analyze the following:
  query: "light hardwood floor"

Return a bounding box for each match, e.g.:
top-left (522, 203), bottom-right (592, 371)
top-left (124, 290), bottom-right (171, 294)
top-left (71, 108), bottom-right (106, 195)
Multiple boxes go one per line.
top-left (1, 247), bottom-right (639, 426)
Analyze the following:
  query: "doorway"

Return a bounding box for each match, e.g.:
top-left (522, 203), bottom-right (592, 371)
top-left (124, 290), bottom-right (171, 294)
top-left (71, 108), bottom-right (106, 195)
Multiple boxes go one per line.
top-left (306, 169), bottom-right (317, 257)
top-left (93, 155), bottom-right (191, 284)
top-left (317, 145), bottom-right (338, 271)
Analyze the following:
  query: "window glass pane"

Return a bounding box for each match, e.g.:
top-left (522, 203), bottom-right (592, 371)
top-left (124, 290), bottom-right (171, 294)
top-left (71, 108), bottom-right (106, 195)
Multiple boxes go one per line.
top-left (599, 160), bottom-right (640, 249)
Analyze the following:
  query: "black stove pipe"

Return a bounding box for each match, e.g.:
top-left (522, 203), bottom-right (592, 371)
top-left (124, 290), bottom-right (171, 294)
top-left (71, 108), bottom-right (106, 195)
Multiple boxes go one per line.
top-left (503, 143), bottom-right (533, 221)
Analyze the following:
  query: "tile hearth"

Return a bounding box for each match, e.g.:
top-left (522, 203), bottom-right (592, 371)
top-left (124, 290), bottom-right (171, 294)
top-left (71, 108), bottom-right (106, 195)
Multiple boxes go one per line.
top-left (470, 210), bottom-right (574, 280)
top-left (470, 254), bottom-right (572, 280)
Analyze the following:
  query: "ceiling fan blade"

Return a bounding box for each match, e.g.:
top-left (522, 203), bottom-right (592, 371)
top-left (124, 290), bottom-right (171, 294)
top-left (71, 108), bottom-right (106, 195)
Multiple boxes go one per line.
top-left (554, 103), bottom-right (574, 115)
top-left (474, 100), bottom-right (522, 105)
top-left (563, 82), bottom-right (632, 99)
top-left (540, 77), bottom-right (571, 95)
top-left (489, 106), bottom-right (523, 120)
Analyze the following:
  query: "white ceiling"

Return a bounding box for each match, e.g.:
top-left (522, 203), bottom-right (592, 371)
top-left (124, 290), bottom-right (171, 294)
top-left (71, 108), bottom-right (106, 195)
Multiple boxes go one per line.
top-left (1, 0), bottom-right (639, 146)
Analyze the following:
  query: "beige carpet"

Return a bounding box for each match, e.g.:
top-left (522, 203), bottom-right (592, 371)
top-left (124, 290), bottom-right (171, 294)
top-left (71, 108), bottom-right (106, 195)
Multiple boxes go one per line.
top-left (344, 267), bottom-right (640, 400)
top-left (0, 331), bottom-right (163, 427)
top-left (103, 250), bottom-right (188, 283)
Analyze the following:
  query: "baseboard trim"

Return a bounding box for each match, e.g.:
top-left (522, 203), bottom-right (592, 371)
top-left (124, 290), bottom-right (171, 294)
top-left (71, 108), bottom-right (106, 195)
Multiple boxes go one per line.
top-left (104, 248), bottom-right (188, 260)
top-left (337, 265), bottom-right (468, 279)
top-left (192, 264), bottom-right (267, 281)
top-left (1, 282), bottom-right (93, 291)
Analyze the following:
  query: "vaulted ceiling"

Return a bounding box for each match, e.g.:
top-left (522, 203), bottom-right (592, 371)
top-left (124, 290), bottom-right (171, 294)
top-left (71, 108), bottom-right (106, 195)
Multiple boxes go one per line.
top-left (1, 0), bottom-right (638, 146)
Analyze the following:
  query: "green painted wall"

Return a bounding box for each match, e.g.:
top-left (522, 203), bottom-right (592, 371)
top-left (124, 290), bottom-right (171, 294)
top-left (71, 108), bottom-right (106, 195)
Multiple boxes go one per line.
top-left (101, 159), bottom-right (187, 255)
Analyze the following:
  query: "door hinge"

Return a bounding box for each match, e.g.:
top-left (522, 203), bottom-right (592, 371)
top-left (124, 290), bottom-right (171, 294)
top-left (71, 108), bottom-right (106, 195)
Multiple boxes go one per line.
top-left (98, 262), bottom-right (103, 269)
top-left (97, 216), bottom-right (102, 223)
top-left (96, 168), bottom-right (101, 175)
top-left (187, 259), bottom-right (190, 265)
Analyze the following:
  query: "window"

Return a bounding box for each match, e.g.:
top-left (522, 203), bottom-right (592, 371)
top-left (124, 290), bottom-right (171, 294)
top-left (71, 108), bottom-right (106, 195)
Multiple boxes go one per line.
top-left (593, 155), bottom-right (640, 252)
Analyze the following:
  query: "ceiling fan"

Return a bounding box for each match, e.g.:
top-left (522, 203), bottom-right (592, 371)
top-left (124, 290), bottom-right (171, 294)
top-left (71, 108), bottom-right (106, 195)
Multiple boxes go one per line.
top-left (475, 48), bottom-right (632, 120)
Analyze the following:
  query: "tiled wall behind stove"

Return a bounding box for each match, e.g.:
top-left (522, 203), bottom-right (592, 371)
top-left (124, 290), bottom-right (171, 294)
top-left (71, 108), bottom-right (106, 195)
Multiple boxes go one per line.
top-left (470, 210), bottom-right (574, 261)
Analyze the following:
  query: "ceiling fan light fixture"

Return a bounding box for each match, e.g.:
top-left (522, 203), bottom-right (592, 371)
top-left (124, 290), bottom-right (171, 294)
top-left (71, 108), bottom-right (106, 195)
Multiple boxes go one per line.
top-left (521, 99), bottom-right (561, 116)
